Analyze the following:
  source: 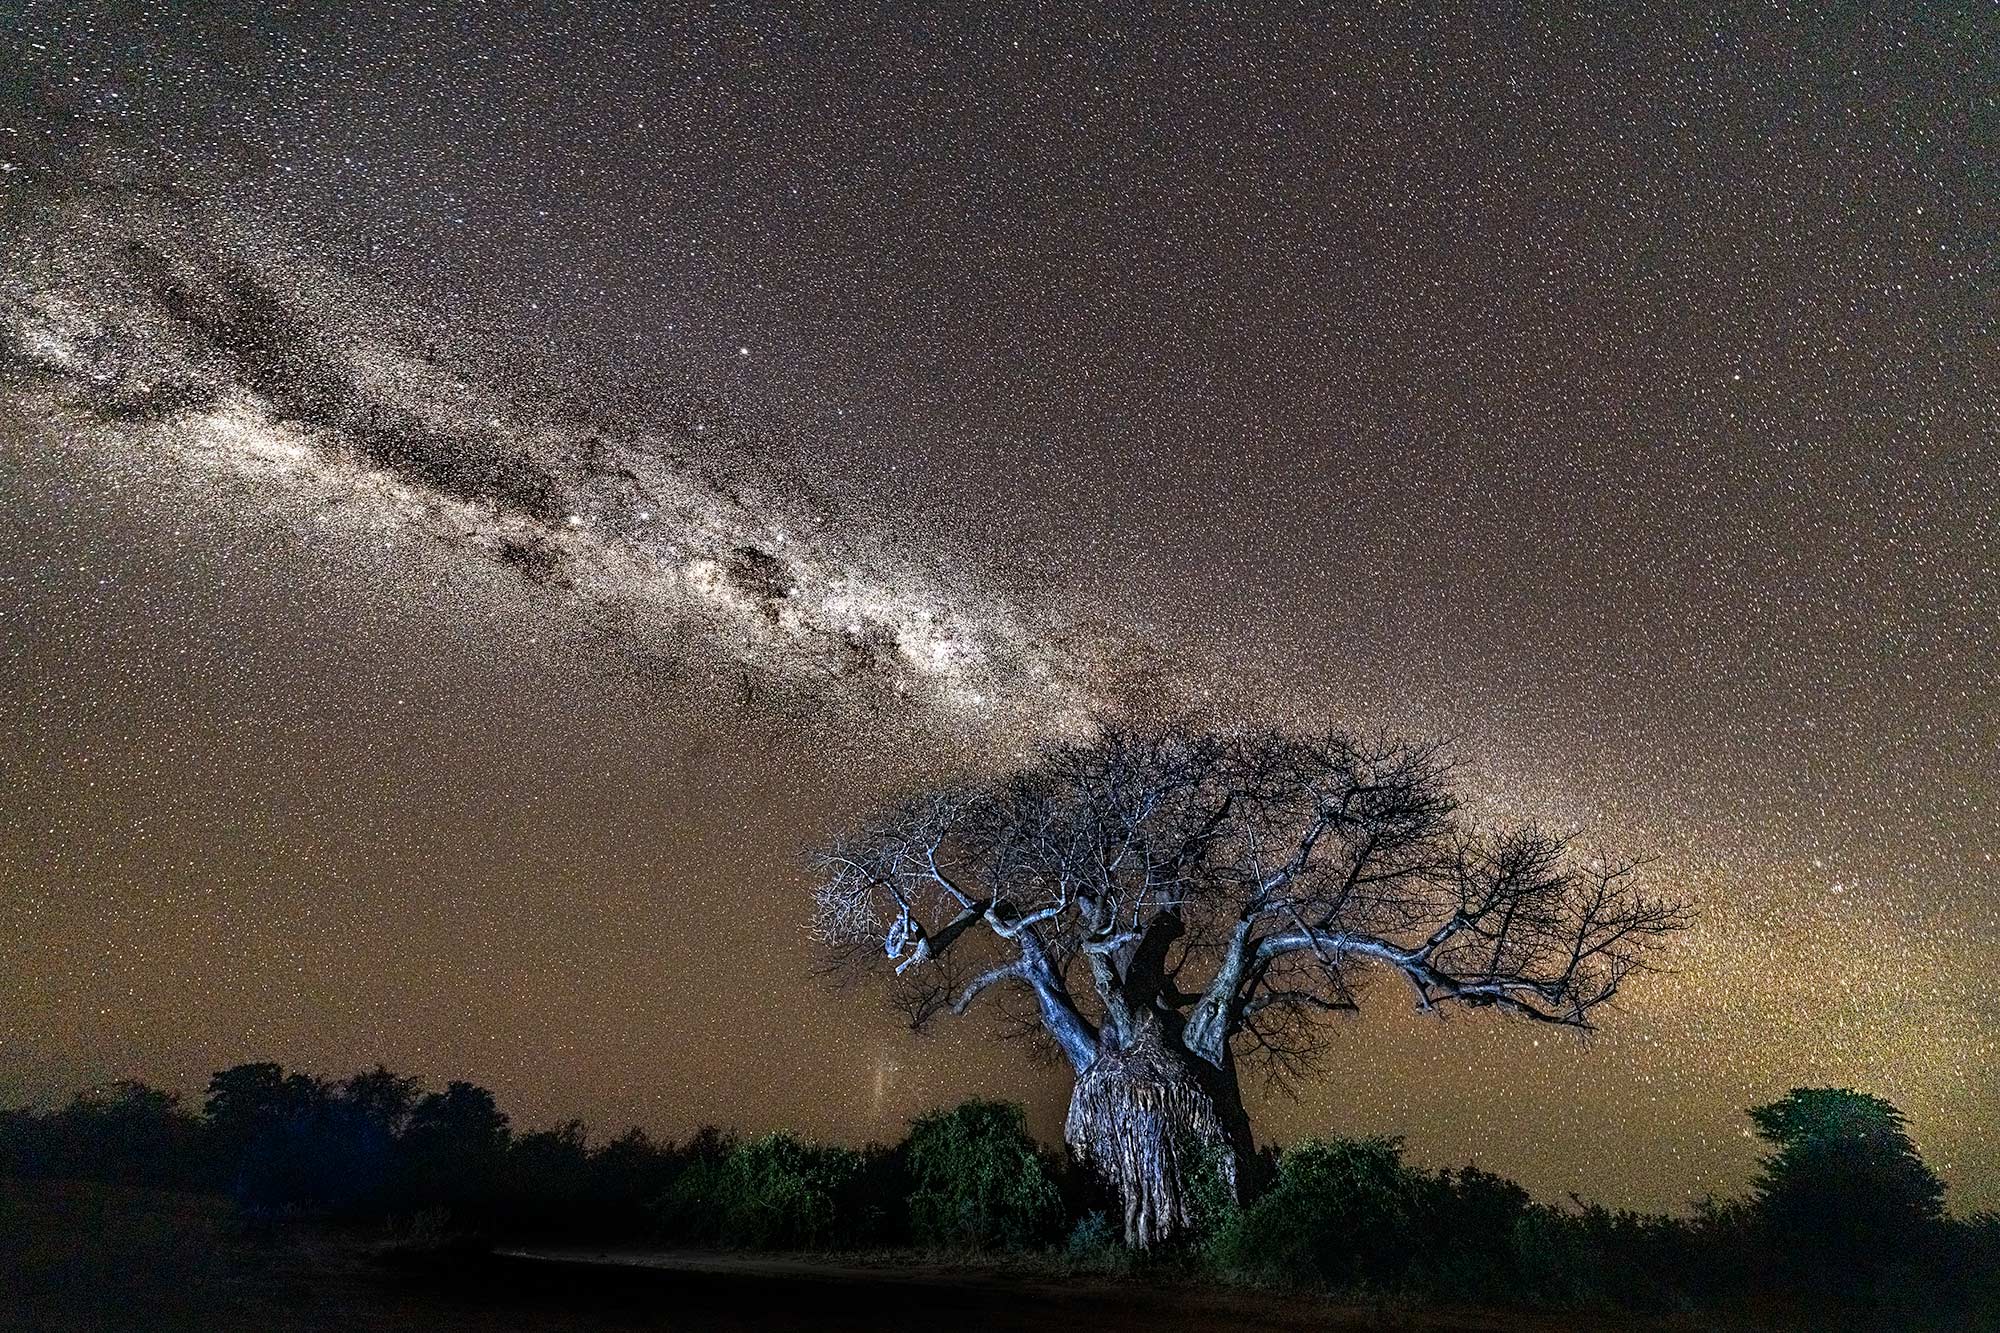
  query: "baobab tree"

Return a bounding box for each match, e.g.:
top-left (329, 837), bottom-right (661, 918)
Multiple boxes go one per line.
top-left (811, 726), bottom-right (1689, 1246)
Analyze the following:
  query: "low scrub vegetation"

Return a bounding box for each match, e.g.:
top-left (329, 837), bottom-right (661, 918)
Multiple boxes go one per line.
top-left (3, 1068), bottom-right (1993, 1328)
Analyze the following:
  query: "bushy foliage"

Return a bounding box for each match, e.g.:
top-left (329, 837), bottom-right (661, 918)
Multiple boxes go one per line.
top-left (1954, 1213), bottom-right (2000, 1326)
top-left (492, 1120), bottom-right (591, 1226)
top-left (395, 1081), bottom-right (511, 1214)
top-left (235, 1099), bottom-right (396, 1215)
top-left (659, 1132), bottom-right (880, 1250)
top-left (564, 1127), bottom-right (686, 1237)
top-left (1212, 1137), bottom-right (1758, 1315)
top-left (1209, 1136), bottom-right (1421, 1289)
top-left (1509, 1200), bottom-right (1604, 1306)
top-left (1409, 1165), bottom-right (1532, 1299)
top-left (1511, 1197), bottom-right (1745, 1313)
top-left (1748, 1087), bottom-right (1947, 1302)
top-left (1063, 1209), bottom-right (1129, 1271)
top-left (903, 1100), bottom-right (1063, 1250)
top-left (202, 1063), bottom-right (329, 1155)
top-left (0, 1081), bottom-right (211, 1191)
top-left (646, 1126), bottom-right (738, 1244)
top-left (1173, 1133), bottom-right (1243, 1248)
top-left (2, 1064), bottom-right (709, 1243)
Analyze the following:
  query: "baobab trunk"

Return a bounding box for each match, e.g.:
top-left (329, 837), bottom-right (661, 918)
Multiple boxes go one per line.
top-left (1062, 1024), bottom-right (1251, 1247)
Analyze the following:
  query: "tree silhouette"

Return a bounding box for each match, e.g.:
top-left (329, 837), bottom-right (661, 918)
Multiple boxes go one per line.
top-left (813, 724), bottom-right (1688, 1244)
top-left (1748, 1087), bottom-right (1946, 1298)
top-left (400, 1081), bottom-right (511, 1211)
top-left (339, 1065), bottom-right (423, 1136)
top-left (202, 1063), bottom-right (328, 1152)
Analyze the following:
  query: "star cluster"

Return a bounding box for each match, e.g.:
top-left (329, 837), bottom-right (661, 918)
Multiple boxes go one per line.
top-left (0, 2), bottom-right (1992, 1211)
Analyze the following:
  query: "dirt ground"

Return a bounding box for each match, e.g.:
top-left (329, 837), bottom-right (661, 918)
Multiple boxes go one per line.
top-left (0, 1179), bottom-right (1729, 1332)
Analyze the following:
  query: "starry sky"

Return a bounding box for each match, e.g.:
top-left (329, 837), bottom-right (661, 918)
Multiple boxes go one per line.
top-left (1, 2), bottom-right (1993, 1213)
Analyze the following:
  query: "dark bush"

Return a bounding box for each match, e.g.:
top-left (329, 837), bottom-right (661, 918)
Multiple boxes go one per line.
top-left (648, 1125), bottom-right (737, 1244)
top-left (652, 1153), bottom-right (730, 1246)
top-left (1748, 1087), bottom-right (1946, 1303)
top-left (1409, 1164), bottom-right (1531, 1299)
top-left (577, 1127), bottom-right (683, 1238)
top-left (1954, 1214), bottom-right (2000, 1324)
top-left (1514, 1200), bottom-right (1717, 1313)
top-left (235, 1101), bottom-right (394, 1216)
top-left (0, 1081), bottom-right (212, 1190)
top-left (853, 1141), bottom-right (914, 1247)
top-left (394, 1081), bottom-right (511, 1217)
top-left (204, 1064), bottom-right (328, 1158)
top-left (1510, 1201), bottom-right (1604, 1307)
top-left (494, 1120), bottom-right (593, 1233)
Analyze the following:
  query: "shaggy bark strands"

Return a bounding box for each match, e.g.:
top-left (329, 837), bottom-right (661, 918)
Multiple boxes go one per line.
top-left (1064, 1028), bottom-right (1236, 1249)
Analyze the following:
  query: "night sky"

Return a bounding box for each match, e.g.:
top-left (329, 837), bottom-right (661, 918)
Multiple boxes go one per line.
top-left (2, 3), bottom-right (1993, 1213)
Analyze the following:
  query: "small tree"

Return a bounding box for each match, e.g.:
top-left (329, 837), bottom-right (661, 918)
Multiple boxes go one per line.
top-left (47, 1081), bottom-right (205, 1189)
top-left (339, 1065), bottom-right (423, 1135)
top-left (399, 1081), bottom-right (511, 1213)
top-left (1748, 1088), bottom-right (1946, 1296)
top-left (202, 1062), bottom-right (329, 1153)
top-left (813, 724), bottom-right (1687, 1245)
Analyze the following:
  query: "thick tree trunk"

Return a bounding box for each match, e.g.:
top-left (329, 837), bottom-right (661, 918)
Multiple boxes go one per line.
top-left (1063, 1024), bottom-right (1251, 1247)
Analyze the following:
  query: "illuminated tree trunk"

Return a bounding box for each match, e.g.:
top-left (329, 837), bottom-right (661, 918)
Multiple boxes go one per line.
top-left (1062, 1023), bottom-right (1250, 1247)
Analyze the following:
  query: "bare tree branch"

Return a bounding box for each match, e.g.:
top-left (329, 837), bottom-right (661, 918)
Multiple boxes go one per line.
top-left (808, 723), bottom-right (1689, 1084)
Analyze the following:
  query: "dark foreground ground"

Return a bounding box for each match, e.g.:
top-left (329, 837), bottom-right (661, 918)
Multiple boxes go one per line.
top-left (0, 1178), bottom-right (1739, 1332)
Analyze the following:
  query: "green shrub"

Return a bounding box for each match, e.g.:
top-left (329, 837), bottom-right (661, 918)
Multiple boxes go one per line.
top-left (656, 1132), bottom-right (875, 1250)
top-left (1178, 1133), bottom-right (1241, 1249)
top-left (1063, 1209), bottom-right (1137, 1273)
top-left (903, 1100), bottom-right (1063, 1250)
top-left (653, 1153), bottom-right (731, 1245)
top-left (1209, 1136), bottom-right (1421, 1290)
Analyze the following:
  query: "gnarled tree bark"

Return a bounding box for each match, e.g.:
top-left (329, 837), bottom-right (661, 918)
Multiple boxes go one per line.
top-left (1064, 1022), bottom-right (1247, 1247)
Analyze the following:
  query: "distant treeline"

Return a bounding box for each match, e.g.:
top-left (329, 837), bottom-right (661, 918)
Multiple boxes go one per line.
top-left (2, 1065), bottom-right (1994, 1325)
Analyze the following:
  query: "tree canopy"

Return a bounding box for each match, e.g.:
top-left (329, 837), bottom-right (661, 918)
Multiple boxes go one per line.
top-left (1749, 1086), bottom-right (1948, 1291)
top-left (813, 724), bottom-right (1689, 1080)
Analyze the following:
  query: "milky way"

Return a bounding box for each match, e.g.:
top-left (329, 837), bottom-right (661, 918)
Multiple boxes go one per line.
top-left (1, 189), bottom-right (1131, 741)
top-left (1, 3), bottom-right (1992, 1214)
